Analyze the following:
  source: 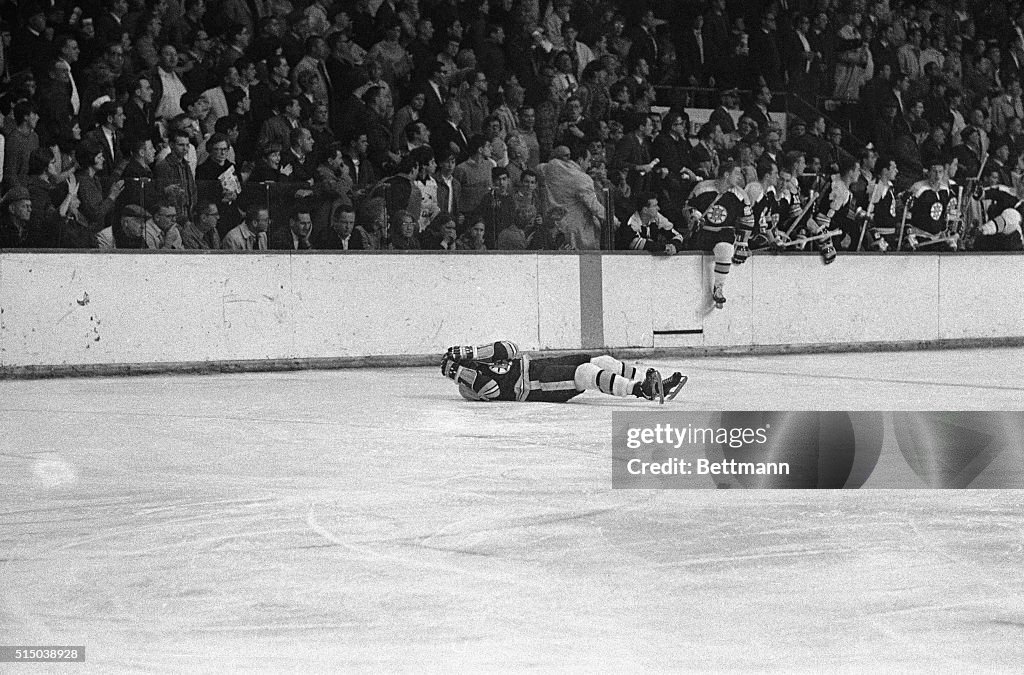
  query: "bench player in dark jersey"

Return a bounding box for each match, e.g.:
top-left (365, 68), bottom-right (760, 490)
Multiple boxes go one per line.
top-left (440, 341), bottom-right (687, 404)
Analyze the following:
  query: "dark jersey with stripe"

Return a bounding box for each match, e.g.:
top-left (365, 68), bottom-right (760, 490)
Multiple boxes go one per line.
top-left (980, 185), bottom-right (1022, 219)
top-left (871, 186), bottom-right (898, 230)
top-left (909, 181), bottom-right (955, 234)
top-left (688, 181), bottom-right (755, 234)
top-left (456, 358), bottom-right (526, 401)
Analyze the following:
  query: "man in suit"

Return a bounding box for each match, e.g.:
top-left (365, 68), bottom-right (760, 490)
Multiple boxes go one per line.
top-left (10, 4), bottom-right (52, 78)
top-left (258, 94), bottom-right (302, 150)
top-left (343, 131), bottom-right (377, 199)
top-left (269, 207), bottom-right (314, 250)
top-left (749, 11), bottom-right (784, 90)
top-left (678, 15), bottom-right (710, 88)
top-left (36, 60), bottom-right (77, 148)
top-left (95, 0), bottom-right (130, 46)
top-left (84, 101), bottom-right (126, 178)
top-left (432, 99), bottom-right (470, 161)
top-left (280, 127), bottom-right (317, 184)
top-left (122, 75), bottom-right (156, 146)
top-left (612, 112), bottom-right (660, 194)
top-left (709, 89), bottom-right (739, 136)
top-left (419, 61), bottom-right (448, 133)
top-left (630, 10), bottom-right (664, 82)
top-left (291, 35), bottom-right (332, 106)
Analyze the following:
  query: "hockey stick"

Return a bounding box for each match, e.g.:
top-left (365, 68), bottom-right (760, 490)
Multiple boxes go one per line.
top-left (896, 194), bottom-right (912, 251)
top-left (775, 228), bottom-right (843, 248)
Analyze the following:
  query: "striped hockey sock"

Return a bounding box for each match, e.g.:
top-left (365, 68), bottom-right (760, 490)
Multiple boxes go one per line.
top-left (589, 355), bottom-right (640, 380)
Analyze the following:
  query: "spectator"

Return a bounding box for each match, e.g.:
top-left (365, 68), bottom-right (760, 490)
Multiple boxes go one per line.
top-left (75, 141), bottom-right (124, 244)
top-left (895, 119), bottom-right (931, 190)
top-left (456, 218), bottom-right (487, 250)
top-left (537, 144), bottom-right (606, 250)
top-left (84, 102), bottom-right (126, 178)
top-left (146, 200), bottom-right (185, 250)
top-left (434, 148), bottom-right (461, 219)
top-left (151, 44), bottom-right (188, 122)
top-left (281, 127), bottom-right (317, 184)
top-left (3, 101), bottom-right (40, 188)
top-left (528, 205), bottom-right (572, 250)
top-left (417, 211), bottom-right (455, 250)
top-left (459, 70), bottom-right (491, 137)
top-left (36, 59), bottom-right (77, 148)
top-left (0, 186), bottom-right (35, 248)
top-left (154, 128), bottom-right (197, 219)
top-left (223, 204), bottom-right (269, 250)
top-left (314, 142), bottom-right (354, 209)
top-left (181, 199), bottom-right (221, 250)
top-left (270, 206), bottom-right (314, 250)
top-left (473, 165), bottom-right (514, 248)
top-left (389, 209), bottom-right (421, 250)
top-left (292, 36), bottom-right (333, 106)
top-left (313, 206), bottom-right (356, 250)
top-left (453, 134), bottom-right (493, 216)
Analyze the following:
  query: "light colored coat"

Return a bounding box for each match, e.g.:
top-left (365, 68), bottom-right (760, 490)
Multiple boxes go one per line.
top-left (538, 157), bottom-right (605, 250)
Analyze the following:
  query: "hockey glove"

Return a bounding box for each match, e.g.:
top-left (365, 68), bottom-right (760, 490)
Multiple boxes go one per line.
top-left (441, 353), bottom-right (459, 380)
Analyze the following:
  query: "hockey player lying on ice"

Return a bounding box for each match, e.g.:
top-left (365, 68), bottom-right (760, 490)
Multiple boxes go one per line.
top-left (441, 342), bottom-right (687, 404)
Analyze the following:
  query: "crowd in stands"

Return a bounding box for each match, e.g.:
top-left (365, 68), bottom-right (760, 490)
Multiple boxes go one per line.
top-left (0, 0), bottom-right (1022, 252)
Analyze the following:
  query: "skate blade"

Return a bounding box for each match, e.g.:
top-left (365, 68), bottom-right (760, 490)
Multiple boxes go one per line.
top-left (664, 375), bottom-right (688, 401)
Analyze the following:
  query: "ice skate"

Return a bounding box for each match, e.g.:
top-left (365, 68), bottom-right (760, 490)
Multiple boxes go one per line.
top-left (663, 372), bottom-right (688, 401)
top-left (712, 283), bottom-right (726, 309)
top-left (820, 241), bottom-right (837, 264)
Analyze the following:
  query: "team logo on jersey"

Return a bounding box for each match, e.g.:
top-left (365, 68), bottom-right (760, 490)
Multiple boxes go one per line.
top-left (930, 202), bottom-right (943, 221)
top-left (706, 204), bottom-right (728, 225)
top-left (489, 361), bottom-right (512, 375)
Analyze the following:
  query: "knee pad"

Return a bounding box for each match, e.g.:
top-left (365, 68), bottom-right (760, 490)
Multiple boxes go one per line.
top-left (713, 241), bottom-right (734, 264)
top-left (574, 363), bottom-right (602, 391)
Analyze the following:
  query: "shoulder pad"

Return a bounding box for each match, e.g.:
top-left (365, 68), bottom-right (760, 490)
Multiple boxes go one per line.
top-left (910, 181), bottom-right (932, 198)
top-left (691, 180), bottom-right (718, 197)
top-left (729, 185), bottom-right (751, 204)
top-left (994, 185), bottom-right (1017, 197)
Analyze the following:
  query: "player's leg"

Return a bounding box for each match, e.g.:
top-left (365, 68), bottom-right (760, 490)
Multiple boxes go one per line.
top-left (711, 240), bottom-right (732, 307)
top-left (589, 355), bottom-right (641, 380)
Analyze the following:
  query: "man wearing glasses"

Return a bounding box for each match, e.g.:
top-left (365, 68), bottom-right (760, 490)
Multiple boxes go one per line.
top-left (181, 200), bottom-right (220, 250)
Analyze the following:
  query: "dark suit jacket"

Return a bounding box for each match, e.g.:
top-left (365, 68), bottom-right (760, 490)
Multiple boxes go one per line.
top-left (84, 128), bottom-right (124, 177)
top-left (419, 80), bottom-right (448, 133)
top-left (343, 155), bottom-right (377, 193)
top-left (268, 227), bottom-right (312, 250)
top-left (678, 31), bottom-right (709, 86)
top-left (749, 29), bottom-right (784, 89)
top-left (280, 149), bottom-right (316, 184)
top-left (122, 100), bottom-right (154, 145)
top-left (432, 121), bottom-right (469, 161)
top-left (708, 106), bottom-right (737, 135)
top-left (36, 81), bottom-right (77, 148)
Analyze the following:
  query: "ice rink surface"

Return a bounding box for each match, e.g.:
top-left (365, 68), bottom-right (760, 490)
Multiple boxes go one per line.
top-left (2, 348), bottom-right (1024, 672)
